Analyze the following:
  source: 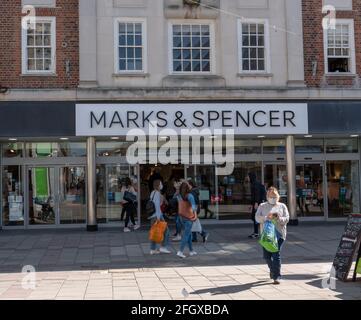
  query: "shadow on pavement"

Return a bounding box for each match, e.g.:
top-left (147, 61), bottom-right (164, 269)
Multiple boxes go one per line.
top-left (190, 280), bottom-right (270, 295)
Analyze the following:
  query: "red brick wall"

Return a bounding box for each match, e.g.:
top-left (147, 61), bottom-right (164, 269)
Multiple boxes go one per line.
top-left (0, 0), bottom-right (79, 89)
top-left (303, 0), bottom-right (361, 88)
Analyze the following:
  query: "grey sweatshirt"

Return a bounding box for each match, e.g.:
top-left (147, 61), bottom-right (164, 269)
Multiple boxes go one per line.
top-left (255, 202), bottom-right (290, 240)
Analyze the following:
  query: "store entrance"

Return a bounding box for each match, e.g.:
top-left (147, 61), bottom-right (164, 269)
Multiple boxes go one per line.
top-left (139, 164), bottom-right (185, 220)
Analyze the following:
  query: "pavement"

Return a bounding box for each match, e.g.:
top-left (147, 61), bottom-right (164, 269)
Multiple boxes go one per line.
top-left (0, 222), bottom-right (359, 300)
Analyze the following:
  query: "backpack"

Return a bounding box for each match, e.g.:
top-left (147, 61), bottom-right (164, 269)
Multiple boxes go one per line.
top-left (191, 189), bottom-right (201, 214)
top-left (145, 191), bottom-right (156, 217)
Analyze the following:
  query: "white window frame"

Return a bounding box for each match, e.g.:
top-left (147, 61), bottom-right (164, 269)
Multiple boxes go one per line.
top-left (323, 19), bottom-right (356, 74)
top-left (168, 19), bottom-right (216, 75)
top-left (21, 16), bottom-right (56, 75)
top-left (237, 18), bottom-right (271, 74)
top-left (114, 17), bottom-right (148, 74)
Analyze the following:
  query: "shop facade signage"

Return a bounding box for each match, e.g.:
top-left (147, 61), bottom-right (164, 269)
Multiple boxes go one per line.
top-left (76, 103), bottom-right (309, 136)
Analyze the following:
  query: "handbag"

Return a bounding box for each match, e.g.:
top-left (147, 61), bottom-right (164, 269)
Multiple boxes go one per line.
top-left (258, 220), bottom-right (279, 253)
top-left (160, 202), bottom-right (168, 214)
top-left (178, 196), bottom-right (196, 221)
top-left (191, 218), bottom-right (202, 233)
top-left (123, 190), bottom-right (137, 203)
top-left (145, 191), bottom-right (156, 216)
top-left (149, 220), bottom-right (168, 243)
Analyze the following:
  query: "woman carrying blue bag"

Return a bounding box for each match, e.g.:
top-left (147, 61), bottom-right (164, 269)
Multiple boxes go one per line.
top-left (256, 187), bottom-right (289, 285)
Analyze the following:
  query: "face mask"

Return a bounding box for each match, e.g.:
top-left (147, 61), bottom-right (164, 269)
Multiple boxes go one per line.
top-left (268, 198), bottom-right (277, 205)
top-left (159, 183), bottom-right (163, 190)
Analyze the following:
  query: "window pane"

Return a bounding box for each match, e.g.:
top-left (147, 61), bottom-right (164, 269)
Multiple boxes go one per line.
top-left (182, 25), bottom-right (191, 35)
top-left (183, 37), bottom-right (191, 47)
top-left (242, 35), bottom-right (249, 46)
top-left (134, 23), bottom-right (142, 34)
top-left (127, 48), bottom-right (134, 58)
top-left (36, 59), bottom-right (43, 70)
top-left (119, 59), bottom-right (126, 70)
top-left (192, 49), bottom-right (200, 59)
top-left (27, 35), bottom-right (34, 46)
top-left (135, 48), bottom-right (142, 59)
top-left (192, 60), bottom-right (201, 71)
top-left (173, 25), bottom-right (181, 36)
top-left (201, 37), bottom-right (210, 47)
top-left (127, 59), bottom-right (135, 70)
top-left (173, 37), bottom-right (181, 47)
top-left (250, 48), bottom-right (257, 58)
top-left (242, 59), bottom-right (249, 70)
top-left (119, 35), bottom-right (126, 46)
top-left (250, 59), bottom-right (257, 70)
top-left (119, 23), bottom-right (126, 33)
top-left (201, 49), bottom-right (210, 59)
top-left (183, 60), bottom-right (191, 71)
top-left (258, 59), bottom-right (265, 71)
top-left (295, 139), bottom-right (324, 153)
top-left (35, 35), bottom-right (43, 46)
top-left (325, 139), bottom-right (358, 153)
top-left (242, 48), bottom-right (249, 59)
top-left (127, 23), bottom-right (134, 33)
top-left (127, 35), bottom-right (134, 46)
top-left (135, 59), bottom-right (142, 70)
top-left (202, 60), bottom-right (210, 71)
top-left (173, 49), bottom-right (182, 60)
top-left (28, 59), bottom-right (35, 70)
top-left (135, 35), bottom-right (142, 46)
top-left (192, 36), bottom-right (201, 47)
top-left (201, 25), bottom-right (209, 36)
top-left (173, 60), bottom-right (182, 72)
top-left (119, 47), bottom-right (126, 59)
top-left (183, 49), bottom-right (191, 60)
top-left (263, 139), bottom-right (286, 154)
top-left (44, 59), bottom-right (51, 70)
top-left (28, 48), bottom-right (35, 58)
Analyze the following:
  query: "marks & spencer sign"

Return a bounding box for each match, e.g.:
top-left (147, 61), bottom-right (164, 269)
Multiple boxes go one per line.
top-left (76, 103), bottom-right (308, 136)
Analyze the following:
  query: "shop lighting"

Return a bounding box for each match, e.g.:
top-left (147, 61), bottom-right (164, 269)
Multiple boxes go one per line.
top-left (257, 135), bottom-right (265, 138)
top-left (8, 138), bottom-right (17, 141)
top-left (60, 137), bottom-right (69, 141)
top-left (111, 137), bottom-right (120, 140)
top-left (350, 135), bottom-right (359, 138)
top-left (304, 135), bottom-right (313, 138)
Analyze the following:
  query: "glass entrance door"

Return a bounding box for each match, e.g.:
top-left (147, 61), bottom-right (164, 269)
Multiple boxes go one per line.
top-left (28, 166), bottom-right (86, 226)
top-left (295, 163), bottom-right (324, 217)
top-left (264, 163), bottom-right (288, 204)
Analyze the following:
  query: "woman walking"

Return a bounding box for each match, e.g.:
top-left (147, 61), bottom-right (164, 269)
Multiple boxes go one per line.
top-left (121, 177), bottom-right (139, 232)
top-left (149, 180), bottom-right (171, 255)
top-left (176, 181), bottom-right (198, 258)
top-left (256, 187), bottom-right (289, 284)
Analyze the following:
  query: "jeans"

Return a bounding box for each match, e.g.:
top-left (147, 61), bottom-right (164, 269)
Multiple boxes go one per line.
top-left (150, 216), bottom-right (170, 250)
top-left (175, 214), bottom-right (182, 236)
top-left (251, 207), bottom-right (259, 234)
top-left (179, 218), bottom-right (193, 253)
top-left (124, 202), bottom-right (136, 228)
top-left (263, 237), bottom-right (285, 280)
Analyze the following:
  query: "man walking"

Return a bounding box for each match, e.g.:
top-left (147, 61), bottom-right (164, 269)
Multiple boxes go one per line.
top-left (248, 172), bottom-right (266, 239)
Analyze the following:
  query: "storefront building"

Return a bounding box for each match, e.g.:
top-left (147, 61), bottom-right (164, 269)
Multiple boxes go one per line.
top-left (0, 100), bottom-right (360, 230)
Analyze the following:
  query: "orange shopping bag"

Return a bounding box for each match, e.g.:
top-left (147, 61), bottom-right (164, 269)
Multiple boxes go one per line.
top-left (149, 220), bottom-right (168, 243)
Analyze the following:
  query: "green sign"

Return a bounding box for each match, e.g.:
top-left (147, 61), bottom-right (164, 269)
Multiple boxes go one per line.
top-left (35, 168), bottom-right (49, 197)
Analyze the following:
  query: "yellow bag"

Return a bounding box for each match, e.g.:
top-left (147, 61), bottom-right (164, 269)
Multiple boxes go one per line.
top-left (149, 220), bottom-right (167, 243)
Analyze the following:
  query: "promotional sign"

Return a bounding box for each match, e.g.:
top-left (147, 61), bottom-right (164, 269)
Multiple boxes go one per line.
top-left (76, 103), bottom-right (309, 136)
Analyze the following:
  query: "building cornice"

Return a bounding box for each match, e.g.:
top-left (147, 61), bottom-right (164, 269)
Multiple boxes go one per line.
top-left (1, 87), bottom-right (361, 101)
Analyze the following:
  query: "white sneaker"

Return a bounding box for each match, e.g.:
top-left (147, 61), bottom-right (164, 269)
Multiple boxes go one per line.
top-left (150, 250), bottom-right (160, 255)
top-left (177, 251), bottom-right (186, 259)
top-left (189, 251), bottom-right (197, 256)
top-left (172, 235), bottom-right (182, 242)
top-left (124, 227), bottom-right (131, 233)
top-left (133, 225), bottom-right (140, 230)
top-left (159, 247), bottom-right (171, 254)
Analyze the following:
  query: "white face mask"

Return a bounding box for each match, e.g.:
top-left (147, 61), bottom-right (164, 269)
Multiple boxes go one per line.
top-left (159, 183), bottom-right (163, 190)
top-left (268, 198), bottom-right (277, 205)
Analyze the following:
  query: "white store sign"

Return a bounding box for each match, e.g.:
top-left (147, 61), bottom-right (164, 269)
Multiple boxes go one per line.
top-left (76, 103), bottom-right (309, 136)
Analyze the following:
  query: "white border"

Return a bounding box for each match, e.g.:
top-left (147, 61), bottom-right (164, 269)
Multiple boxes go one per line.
top-left (167, 19), bottom-right (216, 75)
top-left (237, 18), bottom-right (271, 74)
top-left (323, 19), bottom-right (356, 74)
top-left (21, 16), bottom-right (56, 75)
top-left (113, 17), bottom-right (148, 74)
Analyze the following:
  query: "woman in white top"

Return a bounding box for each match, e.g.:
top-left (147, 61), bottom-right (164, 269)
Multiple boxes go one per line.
top-left (256, 187), bottom-right (289, 285)
top-left (149, 180), bottom-right (171, 255)
top-left (121, 177), bottom-right (139, 233)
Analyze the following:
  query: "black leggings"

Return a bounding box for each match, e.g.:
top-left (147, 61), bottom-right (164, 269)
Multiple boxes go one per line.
top-left (124, 202), bottom-right (136, 228)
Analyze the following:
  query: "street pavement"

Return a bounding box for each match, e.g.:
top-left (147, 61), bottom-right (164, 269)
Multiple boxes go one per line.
top-left (0, 222), bottom-right (359, 300)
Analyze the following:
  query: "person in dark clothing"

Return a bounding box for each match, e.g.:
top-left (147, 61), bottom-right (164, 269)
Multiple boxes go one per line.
top-left (188, 179), bottom-right (209, 243)
top-left (248, 172), bottom-right (267, 239)
top-left (148, 167), bottom-right (164, 193)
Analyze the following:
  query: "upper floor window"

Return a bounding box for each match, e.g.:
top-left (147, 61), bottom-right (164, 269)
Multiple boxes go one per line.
top-left (238, 19), bottom-right (270, 73)
top-left (21, 17), bottom-right (56, 74)
top-left (115, 18), bottom-right (147, 73)
top-left (169, 21), bottom-right (215, 74)
top-left (324, 20), bottom-right (356, 73)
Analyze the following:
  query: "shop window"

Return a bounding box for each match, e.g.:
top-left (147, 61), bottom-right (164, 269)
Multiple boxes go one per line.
top-left (238, 19), bottom-right (269, 73)
top-left (2, 143), bottom-right (23, 158)
top-left (96, 141), bottom-right (133, 157)
top-left (115, 18), bottom-right (147, 73)
top-left (22, 17), bottom-right (56, 74)
top-left (262, 139), bottom-right (286, 154)
top-left (325, 138), bottom-right (358, 153)
top-left (2, 166), bottom-right (24, 226)
top-left (170, 22), bottom-right (214, 73)
top-left (26, 142), bottom-right (87, 158)
top-left (324, 20), bottom-right (355, 73)
top-left (295, 139), bottom-right (324, 154)
top-left (234, 139), bottom-right (261, 154)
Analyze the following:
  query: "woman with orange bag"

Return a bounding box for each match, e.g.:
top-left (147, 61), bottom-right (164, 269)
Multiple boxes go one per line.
top-left (149, 179), bottom-right (171, 255)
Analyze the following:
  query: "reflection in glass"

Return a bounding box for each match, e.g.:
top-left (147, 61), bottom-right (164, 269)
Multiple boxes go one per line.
top-left (296, 164), bottom-right (324, 217)
top-left (327, 161), bottom-right (360, 217)
top-left (325, 138), bottom-right (358, 153)
top-left (96, 141), bottom-right (133, 157)
top-left (217, 162), bottom-right (262, 220)
top-left (59, 167), bottom-right (86, 224)
top-left (29, 167), bottom-right (56, 225)
top-left (295, 139), bottom-right (324, 154)
top-left (26, 142), bottom-right (86, 158)
top-left (264, 164), bottom-right (288, 203)
top-left (2, 166), bottom-right (24, 226)
top-left (262, 139), bottom-right (286, 154)
top-left (96, 165), bottom-right (132, 223)
top-left (2, 143), bottom-right (23, 158)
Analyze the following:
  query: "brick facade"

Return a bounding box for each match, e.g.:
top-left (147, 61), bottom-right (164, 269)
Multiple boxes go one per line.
top-left (303, 0), bottom-right (361, 88)
top-left (0, 0), bottom-right (79, 89)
